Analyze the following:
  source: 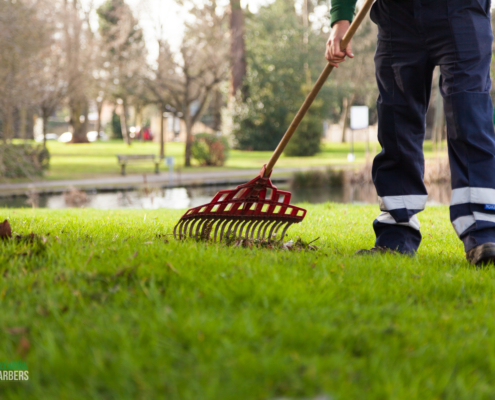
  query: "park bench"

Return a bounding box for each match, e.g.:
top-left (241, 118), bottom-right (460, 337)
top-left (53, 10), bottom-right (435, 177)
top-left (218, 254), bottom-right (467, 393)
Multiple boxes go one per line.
top-left (116, 154), bottom-right (160, 176)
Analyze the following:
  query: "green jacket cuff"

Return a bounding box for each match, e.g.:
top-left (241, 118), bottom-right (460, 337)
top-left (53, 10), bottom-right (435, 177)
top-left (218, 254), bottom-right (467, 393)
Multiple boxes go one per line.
top-left (330, 5), bottom-right (356, 27)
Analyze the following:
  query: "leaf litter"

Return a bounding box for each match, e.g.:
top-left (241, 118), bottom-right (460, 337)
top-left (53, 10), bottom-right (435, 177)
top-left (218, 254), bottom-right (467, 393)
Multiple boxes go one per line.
top-left (0, 219), bottom-right (49, 256)
top-left (200, 232), bottom-right (319, 252)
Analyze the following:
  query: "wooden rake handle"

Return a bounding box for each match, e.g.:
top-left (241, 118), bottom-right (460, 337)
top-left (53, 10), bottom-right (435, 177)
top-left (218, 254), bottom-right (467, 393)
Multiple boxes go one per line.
top-left (263, 0), bottom-right (375, 177)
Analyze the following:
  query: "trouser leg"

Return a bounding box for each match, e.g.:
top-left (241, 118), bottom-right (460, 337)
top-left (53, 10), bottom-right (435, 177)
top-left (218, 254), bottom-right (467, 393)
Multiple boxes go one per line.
top-left (370, 0), bottom-right (434, 254)
top-left (431, 0), bottom-right (495, 252)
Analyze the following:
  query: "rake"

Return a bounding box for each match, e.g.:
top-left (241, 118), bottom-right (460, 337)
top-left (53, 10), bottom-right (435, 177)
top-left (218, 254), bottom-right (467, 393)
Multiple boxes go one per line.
top-left (173, 0), bottom-right (374, 242)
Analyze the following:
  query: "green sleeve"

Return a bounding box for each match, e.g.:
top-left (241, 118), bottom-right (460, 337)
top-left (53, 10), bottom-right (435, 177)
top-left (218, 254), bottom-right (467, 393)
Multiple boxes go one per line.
top-left (330, 0), bottom-right (357, 27)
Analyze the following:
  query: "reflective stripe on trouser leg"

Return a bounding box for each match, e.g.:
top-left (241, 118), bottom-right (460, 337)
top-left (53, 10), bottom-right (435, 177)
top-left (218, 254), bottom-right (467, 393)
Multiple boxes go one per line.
top-left (450, 188), bottom-right (495, 250)
top-left (372, 195), bottom-right (427, 254)
top-left (371, 0), bottom-right (431, 254)
top-left (437, 0), bottom-right (495, 251)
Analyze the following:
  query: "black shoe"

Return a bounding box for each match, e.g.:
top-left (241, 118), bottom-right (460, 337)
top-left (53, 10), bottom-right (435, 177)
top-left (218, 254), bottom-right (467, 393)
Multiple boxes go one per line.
top-left (466, 243), bottom-right (495, 266)
top-left (355, 246), bottom-right (399, 256)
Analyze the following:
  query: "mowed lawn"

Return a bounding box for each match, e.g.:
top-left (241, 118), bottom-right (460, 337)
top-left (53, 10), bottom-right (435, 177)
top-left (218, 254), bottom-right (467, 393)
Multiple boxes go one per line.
top-left (15, 140), bottom-right (444, 181)
top-left (2, 204), bottom-right (493, 399)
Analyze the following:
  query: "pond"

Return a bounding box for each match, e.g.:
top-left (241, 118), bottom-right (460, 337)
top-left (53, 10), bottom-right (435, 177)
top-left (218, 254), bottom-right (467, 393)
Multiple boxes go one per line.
top-left (0, 181), bottom-right (452, 209)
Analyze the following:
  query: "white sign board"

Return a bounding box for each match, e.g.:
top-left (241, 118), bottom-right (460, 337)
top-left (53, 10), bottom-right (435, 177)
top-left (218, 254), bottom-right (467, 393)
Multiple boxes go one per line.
top-left (350, 106), bottom-right (369, 130)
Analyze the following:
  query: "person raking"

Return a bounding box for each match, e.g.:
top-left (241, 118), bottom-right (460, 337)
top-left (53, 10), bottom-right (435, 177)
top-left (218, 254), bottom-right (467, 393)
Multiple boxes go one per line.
top-left (326, 0), bottom-right (495, 265)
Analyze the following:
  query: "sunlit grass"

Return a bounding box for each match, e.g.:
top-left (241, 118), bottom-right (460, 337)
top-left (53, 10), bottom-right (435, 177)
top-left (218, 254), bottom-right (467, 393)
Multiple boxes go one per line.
top-left (6, 139), bottom-right (446, 182)
top-left (1, 204), bottom-right (492, 400)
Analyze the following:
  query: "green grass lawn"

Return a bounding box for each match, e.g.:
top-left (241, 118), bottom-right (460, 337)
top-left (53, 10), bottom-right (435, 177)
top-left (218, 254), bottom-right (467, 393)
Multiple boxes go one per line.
top-left (1, 204), bottom-right (493, 399)
top-left (5, 140), bottom-right (445, 182)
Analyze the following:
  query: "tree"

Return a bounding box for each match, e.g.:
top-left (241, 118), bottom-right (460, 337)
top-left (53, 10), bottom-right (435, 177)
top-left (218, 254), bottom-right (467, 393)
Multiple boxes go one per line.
top-left (229, 0), bottom-right (247, 99)
top-left (152, 1), bottom-right (228, 166)
top-left (63, 0), bottom-right (98, 143)
top-left (0, 0), bottom-right (47, 143)
top-left (97, 0), bottom-right (147, 146)
top-left (34, 1), bottom-right (68, 147)
top-left (232, 0), bottom-right (333, 151)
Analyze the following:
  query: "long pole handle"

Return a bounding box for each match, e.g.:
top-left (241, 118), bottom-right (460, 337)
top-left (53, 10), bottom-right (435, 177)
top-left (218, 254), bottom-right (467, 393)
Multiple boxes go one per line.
top-left (263, 0), bottom-right (375, 177)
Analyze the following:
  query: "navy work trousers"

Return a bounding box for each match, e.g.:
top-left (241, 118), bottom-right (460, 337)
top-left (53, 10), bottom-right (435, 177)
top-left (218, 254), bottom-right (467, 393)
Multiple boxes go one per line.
top-left (370, 0), bottom-right (495, 254)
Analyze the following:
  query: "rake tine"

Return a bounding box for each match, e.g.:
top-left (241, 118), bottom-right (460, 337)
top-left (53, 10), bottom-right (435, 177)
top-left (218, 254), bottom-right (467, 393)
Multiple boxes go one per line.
top-left (203, 219), bottom-right (216, 240)
top-left (268, 220), bottom-right (283, 240)
top-left (244, 220), bottom-right (257, 240)
top-left (257, 220), bottom-right (270, 240)
top-left (192, 218), bottom-right (204, 239)
top-left (229, 220), bottom-right (242, 238)
top-left (181, 218), bottom-right (194, 239)
top-left (238, 220), bottom-right (250, 238)
top-left (250, 220), bottom-right (263, 240)
top-left (221, 219), bottom-right (237, 241)
top-left (200, 218), bottom-right (213, 239)
top-left (195, 218), bottom-right (209, 239)
top-left (218, 218), bottom-right (232, 242)
top-left (213, 218), bottom-right (227, 242)
top-left (173, 220), bottom-right (184, 239)
top-left (188, 218), bottom-right (201, 238)
top-left (274, 221), bottom-right (287, 235)
top-left (261, 220), bottom-right (275, 240)
top-left (279, 222), bottom-right (293, 241)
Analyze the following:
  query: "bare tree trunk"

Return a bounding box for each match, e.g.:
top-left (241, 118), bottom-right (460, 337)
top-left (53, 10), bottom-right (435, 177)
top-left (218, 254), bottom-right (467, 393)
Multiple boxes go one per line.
top-left (212, 88), bottom-right (222, 131)
top-left (302, 0), bottom-right (311, 88)
top-left (159, 104), bottom-right (165, 159)
top-left (4, 107), bottom-right (14, 142)
top-left (184, 118), bottom-right (193, 167)
top-left (96, 101), bottom-right (103, 136)
top-left (135, 105), bottom-right (142, 142)
top-left (70, 98), bottom-right (89, 143)
top-left (19, 106), bottom-right (27, 141)
top-left (229, 0), bottom-right (247, 99)
top-left (340, 95), bottom-right (355, 143)
top-left (42, 108), bottom-right (50, 148)
top-left (119, 100), bottom-right (130, 146)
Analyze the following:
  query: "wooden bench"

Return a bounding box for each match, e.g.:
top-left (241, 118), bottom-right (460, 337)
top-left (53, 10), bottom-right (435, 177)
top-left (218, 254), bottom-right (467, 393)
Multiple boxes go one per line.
top-left (116, 155), bottom-right (160, 176)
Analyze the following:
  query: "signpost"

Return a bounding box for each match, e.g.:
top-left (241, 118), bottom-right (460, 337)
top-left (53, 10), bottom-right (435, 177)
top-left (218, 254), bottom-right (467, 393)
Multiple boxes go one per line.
top-left (349, 106), bottom-right (369, 162)
top-left (166, 156), bottom-right (175, 185)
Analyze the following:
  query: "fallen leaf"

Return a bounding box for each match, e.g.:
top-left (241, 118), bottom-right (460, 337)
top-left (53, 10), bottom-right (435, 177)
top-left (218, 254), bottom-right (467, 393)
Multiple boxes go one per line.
top-left (0, 219), bottom-right (12, 240)
top-left (16, 336), bottom-right (30, 358)
top-left (7, 327), bottom-right (29, 335)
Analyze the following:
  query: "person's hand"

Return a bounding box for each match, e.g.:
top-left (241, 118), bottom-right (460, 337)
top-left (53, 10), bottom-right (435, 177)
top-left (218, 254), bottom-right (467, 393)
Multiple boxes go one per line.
top-left (325, 20), bottom-right (354, 67)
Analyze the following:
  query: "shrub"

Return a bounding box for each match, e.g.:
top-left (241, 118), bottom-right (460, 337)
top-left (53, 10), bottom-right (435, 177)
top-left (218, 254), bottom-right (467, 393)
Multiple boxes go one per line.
top-left (192, 133), bottom-right (229, 166)
top-left (0, 144), bottom-right (50, 178)
top-left (111, 111), bottom-right (122, 139)
top-left (283, 110), bottom-right (322, 157)
top-left (290, 169), bottom-right (344, 189)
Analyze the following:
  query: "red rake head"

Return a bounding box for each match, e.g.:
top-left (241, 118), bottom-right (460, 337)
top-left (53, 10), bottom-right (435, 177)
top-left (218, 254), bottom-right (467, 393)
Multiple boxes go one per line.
top-left (173, 166), bottom-right (307, 242)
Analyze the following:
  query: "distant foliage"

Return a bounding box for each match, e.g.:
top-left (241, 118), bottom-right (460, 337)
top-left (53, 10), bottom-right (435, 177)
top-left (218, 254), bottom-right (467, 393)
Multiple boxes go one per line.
top-left (232, 0), bottom-right (330, 151)
top-left (111, 111), bottom-right (122, 139)
top-left (192, 133), bottom-right (229, 166)
top-left (284, 107), bottom-right (322, 157)
top-left (291, 169), bottom-right (344, 189)
top-left (0, 144), bottom-right (50, 178)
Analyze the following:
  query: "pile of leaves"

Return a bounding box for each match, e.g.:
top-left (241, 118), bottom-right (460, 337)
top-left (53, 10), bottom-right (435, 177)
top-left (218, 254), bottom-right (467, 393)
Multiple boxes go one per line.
top-left (222, 233), bottom-right (319, 251)
top-left (0, 143), bottom-right (50, 179)
top-left (183, 220), bottom-right (319, 251)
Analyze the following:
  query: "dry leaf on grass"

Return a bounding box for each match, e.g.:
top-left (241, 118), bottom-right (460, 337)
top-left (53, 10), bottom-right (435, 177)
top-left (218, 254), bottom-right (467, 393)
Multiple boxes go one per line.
top-left (0, 219), bottom-right (12, 240)
top-left (6, 327), bottom-right (29, 335)
top-left (16, 336), bottom-right (30, 358)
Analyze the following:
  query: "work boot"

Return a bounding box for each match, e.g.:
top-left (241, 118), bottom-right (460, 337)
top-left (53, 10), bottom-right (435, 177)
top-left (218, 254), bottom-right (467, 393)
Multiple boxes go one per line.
top-left (355, 246), bottom-right (399, 256)
top-left (466, 243), bottom-right (495, 266)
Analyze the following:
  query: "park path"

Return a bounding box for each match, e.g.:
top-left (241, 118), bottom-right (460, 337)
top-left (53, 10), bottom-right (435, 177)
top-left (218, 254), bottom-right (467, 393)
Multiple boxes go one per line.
top-left (0, 166), bottom-right (341, 196)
